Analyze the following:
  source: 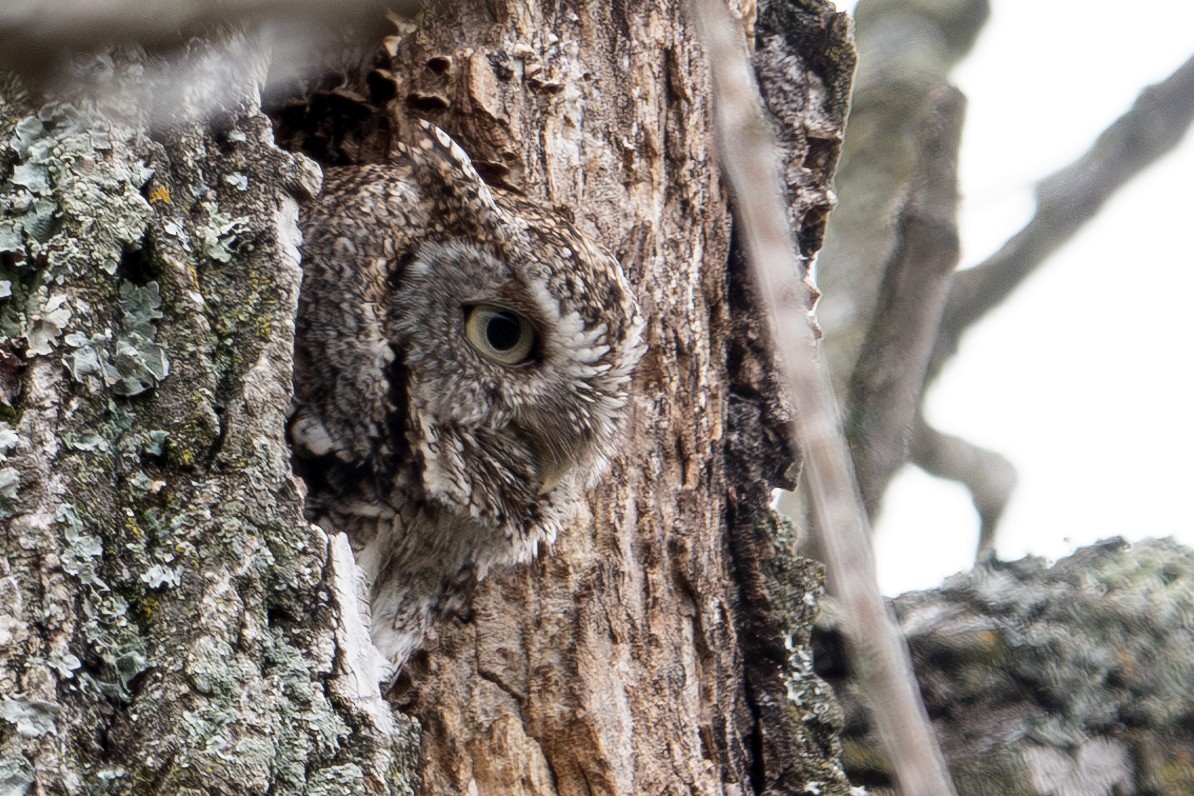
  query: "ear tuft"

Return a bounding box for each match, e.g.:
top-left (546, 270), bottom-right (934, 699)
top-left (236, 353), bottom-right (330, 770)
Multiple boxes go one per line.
top-left (409, 121), bottom-right (501, 227)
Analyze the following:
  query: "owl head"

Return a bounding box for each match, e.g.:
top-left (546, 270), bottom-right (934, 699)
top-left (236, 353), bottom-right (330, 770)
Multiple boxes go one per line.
top-left (381, 123), bottom-right (644, 553)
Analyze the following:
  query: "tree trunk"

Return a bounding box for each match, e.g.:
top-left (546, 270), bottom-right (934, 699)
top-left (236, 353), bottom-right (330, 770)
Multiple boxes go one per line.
top-left (1, 38), bottom-right (416, 795)
top-left (339, 3), bottom-right (854, 792)
top-left (1, 2), bottom-right (855, 793)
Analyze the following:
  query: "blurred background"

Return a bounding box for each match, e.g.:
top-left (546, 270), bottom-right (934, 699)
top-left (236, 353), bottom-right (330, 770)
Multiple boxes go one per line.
top-left (824, 0), bottom-right (1194, 594)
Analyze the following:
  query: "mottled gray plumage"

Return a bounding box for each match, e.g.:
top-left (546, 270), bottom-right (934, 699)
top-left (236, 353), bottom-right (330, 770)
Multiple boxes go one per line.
top-left (292, 123), bottom-right (644, 676)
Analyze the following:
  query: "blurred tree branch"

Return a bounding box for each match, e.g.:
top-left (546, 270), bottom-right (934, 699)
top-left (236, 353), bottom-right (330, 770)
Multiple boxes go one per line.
top-left (824, 0), bottom-right (1194, 559)
top-left (0, 0), bottom-right (413, 117)
top-left (911, 51), bottom-right (1194, 555)
top-left (814, 0), bottom-right (989, 397)
top-left (847, 84), bottom-right (964, 520)
top-left (697, 1), bottom-right (957, 792)
top-left (908, 414), bottom-right (1016, 554)
top-left (790, 0), bottom-right (989, 563)
top-left (931, 53), bottom-right (1194, 373)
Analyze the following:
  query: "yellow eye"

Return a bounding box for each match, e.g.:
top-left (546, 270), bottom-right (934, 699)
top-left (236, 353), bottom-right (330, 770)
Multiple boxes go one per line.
top-left (464, 304), bottom-right (537, 365)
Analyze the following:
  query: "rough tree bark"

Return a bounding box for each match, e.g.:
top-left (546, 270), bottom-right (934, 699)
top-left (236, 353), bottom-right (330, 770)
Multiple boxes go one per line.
top-left (0, 40), bottom-right (418, 794)
top-left (2, 1), bottom-right (857, 794)
top-left (818, 537), bottom-right (1194, 795)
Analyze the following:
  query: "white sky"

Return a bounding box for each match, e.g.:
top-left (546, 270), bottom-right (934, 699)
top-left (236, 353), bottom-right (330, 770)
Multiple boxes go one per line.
top-left (830, 1), bottom-right (1194, 594)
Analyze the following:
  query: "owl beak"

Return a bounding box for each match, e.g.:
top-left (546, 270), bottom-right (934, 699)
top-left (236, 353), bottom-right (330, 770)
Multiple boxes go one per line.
top-left (539, 468), bottom-right (564, 493)
top-left (524, 434), bottom-right (574, 495)
top-left (536, 451), bottom-right (571, 494)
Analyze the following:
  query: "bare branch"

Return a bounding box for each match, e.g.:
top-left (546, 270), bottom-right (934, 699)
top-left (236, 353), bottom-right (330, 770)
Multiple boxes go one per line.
top-left (932, 52), bottom-right (1194, 373)
top-left (695, 1), bottom-right (956, 793)
top-left (909, 415), bottom-right (1017, 556)
top-left (897, 53), bottom-right (1194, 556)
top-left (847, 84), bottom-right (965, 517)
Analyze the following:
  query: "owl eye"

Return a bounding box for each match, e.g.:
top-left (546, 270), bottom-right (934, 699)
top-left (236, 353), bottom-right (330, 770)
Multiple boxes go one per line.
top-left (464, 304), bottom-right (537, 365)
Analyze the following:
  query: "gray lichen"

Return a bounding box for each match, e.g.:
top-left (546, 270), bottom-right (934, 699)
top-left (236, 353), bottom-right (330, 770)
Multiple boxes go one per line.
top-left (1, 102), bottom-right (164, 400)
top-left (0, 695), bottom-right (59, 739)
top-left (1, 44), bottom-right (418, 793)
top-left (0, 420), bottom-right (17, 517)
top-left (61, 280), bottom-right (170, 396)
top-left (821, 537), bottom-right (1194, 795)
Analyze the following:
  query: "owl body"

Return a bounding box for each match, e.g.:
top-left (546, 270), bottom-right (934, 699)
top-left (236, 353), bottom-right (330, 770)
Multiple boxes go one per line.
top-left (293, 124), bottom-right (643, 674)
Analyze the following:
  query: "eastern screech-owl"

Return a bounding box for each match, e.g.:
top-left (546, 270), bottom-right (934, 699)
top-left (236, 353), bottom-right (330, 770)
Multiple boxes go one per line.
top-left (291, 123), bottom-right (644, 676)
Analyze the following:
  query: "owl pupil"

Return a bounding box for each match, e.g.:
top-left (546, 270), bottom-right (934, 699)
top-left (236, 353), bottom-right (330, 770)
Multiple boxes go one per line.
top-left (486, 312), bottom-right (522, 351)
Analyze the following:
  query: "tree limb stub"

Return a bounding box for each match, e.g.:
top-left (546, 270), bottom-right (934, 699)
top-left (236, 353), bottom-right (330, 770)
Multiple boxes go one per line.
top-left (909, 415), bottom-right (1017, 557)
